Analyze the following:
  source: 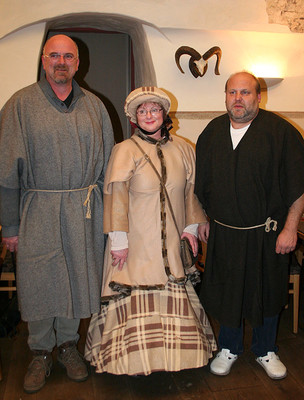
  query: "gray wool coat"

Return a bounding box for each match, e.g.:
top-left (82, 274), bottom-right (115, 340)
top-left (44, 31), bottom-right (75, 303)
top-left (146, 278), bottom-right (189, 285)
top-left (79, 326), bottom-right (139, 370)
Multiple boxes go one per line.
top-left (0, 77), bottom-right (114, 321)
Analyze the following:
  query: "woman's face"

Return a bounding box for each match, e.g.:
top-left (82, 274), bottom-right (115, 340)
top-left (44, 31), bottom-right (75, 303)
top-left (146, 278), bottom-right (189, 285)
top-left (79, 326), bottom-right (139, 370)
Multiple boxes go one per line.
top-left (136, 102), bottom-right (164, 136)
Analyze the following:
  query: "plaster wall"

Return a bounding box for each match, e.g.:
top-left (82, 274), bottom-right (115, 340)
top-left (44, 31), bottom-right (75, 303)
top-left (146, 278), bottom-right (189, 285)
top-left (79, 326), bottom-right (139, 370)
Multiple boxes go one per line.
top-left (0, 0), bottom-right (289, 39)
top-left (144, 25), bottom-right (304, 139)
top-left (147, 27), bottom-right (304, 112)
top-left (0, 0), bottom-right (303, 142)
top-left (0, 23), bottom-right (46, 104)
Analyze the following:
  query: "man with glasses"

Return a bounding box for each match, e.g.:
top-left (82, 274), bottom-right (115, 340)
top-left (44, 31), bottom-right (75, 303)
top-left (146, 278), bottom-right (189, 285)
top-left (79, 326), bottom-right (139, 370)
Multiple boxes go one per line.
top-left (0, 34), bottom-right (114, 393)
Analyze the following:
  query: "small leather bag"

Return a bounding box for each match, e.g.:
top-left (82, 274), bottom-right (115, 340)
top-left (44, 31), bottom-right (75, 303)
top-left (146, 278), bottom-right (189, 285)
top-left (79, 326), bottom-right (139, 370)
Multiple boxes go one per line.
top-left (180, 236), bottom-right (198, 269)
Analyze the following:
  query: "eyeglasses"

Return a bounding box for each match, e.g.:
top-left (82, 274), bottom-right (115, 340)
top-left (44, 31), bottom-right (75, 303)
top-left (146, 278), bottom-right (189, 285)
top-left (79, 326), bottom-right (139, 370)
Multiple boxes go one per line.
top-left (137, 107), bottom-right (162, 117)
top-left (43, 53), bottom-right (78, 63)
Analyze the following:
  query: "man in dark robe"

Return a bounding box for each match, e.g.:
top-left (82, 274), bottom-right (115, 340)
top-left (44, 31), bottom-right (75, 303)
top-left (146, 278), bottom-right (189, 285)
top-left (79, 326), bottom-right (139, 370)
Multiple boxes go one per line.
top-left (195, 71), bottom-right (304, 380)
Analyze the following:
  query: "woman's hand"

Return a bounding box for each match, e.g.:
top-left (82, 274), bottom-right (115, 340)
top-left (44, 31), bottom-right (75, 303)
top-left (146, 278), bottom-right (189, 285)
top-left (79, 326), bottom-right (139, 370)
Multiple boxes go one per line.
top-left (181, 232), bottom-right (198, 256)
top-left (111, 248), bottom-right (128, 271)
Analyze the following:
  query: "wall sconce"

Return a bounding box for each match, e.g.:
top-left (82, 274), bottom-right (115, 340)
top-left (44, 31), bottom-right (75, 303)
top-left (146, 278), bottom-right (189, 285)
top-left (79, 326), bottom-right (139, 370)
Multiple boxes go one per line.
top-left (258, 77), bottom-right (283, 90)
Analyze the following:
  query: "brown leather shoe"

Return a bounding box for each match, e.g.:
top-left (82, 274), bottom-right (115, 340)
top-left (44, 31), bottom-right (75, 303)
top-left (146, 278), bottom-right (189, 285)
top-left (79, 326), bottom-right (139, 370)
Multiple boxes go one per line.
top-left (23, 350), bottom-right (52, 393)
top-left (58, 341), bottom-right (88, 382)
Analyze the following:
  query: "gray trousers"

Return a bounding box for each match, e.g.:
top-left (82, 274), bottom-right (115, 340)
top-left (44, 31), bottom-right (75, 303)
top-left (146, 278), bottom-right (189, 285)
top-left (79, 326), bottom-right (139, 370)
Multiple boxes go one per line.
top-left (27, 317), bottom-right (80, 352)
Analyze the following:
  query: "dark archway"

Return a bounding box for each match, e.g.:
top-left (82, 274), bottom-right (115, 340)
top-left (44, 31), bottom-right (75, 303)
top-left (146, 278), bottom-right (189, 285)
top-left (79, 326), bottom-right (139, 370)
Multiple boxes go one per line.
top-left (38, 14), bottom-right (157, 140)
top-left (42, 14), bottom-right (157, 88)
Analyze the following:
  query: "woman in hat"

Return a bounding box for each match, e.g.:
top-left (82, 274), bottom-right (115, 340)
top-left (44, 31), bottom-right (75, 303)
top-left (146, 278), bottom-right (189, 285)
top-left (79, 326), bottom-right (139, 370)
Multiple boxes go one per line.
top-left (85, 87), bottom-right (216, 375)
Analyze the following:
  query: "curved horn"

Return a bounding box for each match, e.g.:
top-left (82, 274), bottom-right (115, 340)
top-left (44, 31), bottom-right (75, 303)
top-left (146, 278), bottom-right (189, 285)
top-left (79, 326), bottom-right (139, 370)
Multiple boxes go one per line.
top-left (175, 46), bottom-right (201, 74)
top-left (202, 46), bottom-right (222, 75)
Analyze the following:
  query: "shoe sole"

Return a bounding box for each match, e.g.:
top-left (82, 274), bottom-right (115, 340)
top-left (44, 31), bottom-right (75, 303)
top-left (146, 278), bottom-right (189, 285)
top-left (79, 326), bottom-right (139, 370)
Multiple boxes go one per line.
top-left (210, 368), bottom-right (231, 376)
top-left (256, 359), bottom-right (287, 380)
top-left (24, 386), bottom-right (45, 394)
top-left (24, 380), bottom-right (46, 394)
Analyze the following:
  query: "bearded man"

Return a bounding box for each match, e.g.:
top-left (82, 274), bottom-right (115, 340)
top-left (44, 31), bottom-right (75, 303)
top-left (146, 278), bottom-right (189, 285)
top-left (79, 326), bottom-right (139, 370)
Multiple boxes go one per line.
top-left (195, 71), bottom-right (304, 380)
top-left (0, 34), bottom-right (114, 393)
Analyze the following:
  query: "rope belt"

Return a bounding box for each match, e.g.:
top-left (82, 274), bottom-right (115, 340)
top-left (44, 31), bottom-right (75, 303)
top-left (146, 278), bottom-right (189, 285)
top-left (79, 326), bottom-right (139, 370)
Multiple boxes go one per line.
top-left (214, 216), bottom-right (278, 232)
top-left (26, 184), bottom-right (97, 219)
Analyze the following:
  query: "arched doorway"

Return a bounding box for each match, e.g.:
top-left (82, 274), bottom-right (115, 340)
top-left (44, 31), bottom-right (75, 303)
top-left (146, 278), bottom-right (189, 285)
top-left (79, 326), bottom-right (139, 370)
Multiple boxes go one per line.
top-left (38, 14), bottom-right (157, 141)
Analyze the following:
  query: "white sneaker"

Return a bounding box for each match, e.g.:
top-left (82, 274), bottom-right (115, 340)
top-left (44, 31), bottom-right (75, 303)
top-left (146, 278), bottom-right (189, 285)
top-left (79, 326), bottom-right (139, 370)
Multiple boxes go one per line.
top-left (256, 352), bottom-right (287, 379)
top-left (210, 348), bottom-right (238, 376)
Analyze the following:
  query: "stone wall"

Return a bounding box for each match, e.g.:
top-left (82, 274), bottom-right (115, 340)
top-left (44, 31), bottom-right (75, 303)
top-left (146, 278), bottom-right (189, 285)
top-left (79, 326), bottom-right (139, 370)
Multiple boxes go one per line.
top-left (266, 0), bottom-right (304, 32)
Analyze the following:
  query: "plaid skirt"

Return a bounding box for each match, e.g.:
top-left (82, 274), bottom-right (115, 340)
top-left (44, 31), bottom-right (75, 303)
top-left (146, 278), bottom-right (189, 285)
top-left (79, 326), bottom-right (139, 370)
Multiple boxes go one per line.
top-left (85, 281), bottom-right (217, 375)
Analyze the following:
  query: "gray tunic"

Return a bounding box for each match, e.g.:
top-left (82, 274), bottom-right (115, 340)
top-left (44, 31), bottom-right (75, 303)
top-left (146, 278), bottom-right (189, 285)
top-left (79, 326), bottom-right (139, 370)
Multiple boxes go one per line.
top-left (0, 77), bottom-right (114, 321)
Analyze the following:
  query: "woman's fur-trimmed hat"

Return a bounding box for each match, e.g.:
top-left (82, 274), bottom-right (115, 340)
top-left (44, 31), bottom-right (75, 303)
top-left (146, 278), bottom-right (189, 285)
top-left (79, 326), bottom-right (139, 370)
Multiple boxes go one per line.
top-left (124, 86), bottom-right (171, 123)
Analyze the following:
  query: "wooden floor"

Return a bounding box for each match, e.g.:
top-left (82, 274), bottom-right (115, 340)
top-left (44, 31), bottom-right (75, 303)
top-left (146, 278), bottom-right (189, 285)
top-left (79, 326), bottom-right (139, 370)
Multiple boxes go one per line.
top-left (1, 291), bottom-right (304, 400)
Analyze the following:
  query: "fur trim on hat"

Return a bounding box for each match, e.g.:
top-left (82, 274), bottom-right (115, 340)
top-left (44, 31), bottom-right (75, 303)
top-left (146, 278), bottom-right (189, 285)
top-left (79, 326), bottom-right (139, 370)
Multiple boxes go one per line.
top-left (124, 86), bottom-right (171, 123)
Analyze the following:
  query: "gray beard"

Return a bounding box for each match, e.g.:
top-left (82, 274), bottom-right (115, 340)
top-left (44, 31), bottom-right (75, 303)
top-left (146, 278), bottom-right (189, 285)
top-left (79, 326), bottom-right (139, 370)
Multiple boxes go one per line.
top-left (228, 108), bottom-right (258, 124)
top-left (54, 77), bottom-right (68, 84)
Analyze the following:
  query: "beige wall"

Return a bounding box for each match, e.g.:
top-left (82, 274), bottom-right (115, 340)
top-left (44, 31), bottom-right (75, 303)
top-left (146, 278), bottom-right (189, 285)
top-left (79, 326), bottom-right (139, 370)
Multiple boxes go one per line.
top-left (0, 0), bottom-right (303, 143)
top-left (0, 0), bottom-right (286, 39)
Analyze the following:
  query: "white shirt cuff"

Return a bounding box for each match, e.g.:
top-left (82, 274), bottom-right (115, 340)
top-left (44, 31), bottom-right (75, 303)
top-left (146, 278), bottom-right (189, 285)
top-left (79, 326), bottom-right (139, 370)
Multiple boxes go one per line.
top-left (108, 231), bottom-right (129, 250)
top-left (183, 223), bottom-right (198, 237)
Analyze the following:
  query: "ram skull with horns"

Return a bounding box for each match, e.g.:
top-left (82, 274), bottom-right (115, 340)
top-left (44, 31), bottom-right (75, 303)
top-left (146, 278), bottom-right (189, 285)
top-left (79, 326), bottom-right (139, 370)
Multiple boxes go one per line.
top-left (175, 46), bottom-right (222, 78)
